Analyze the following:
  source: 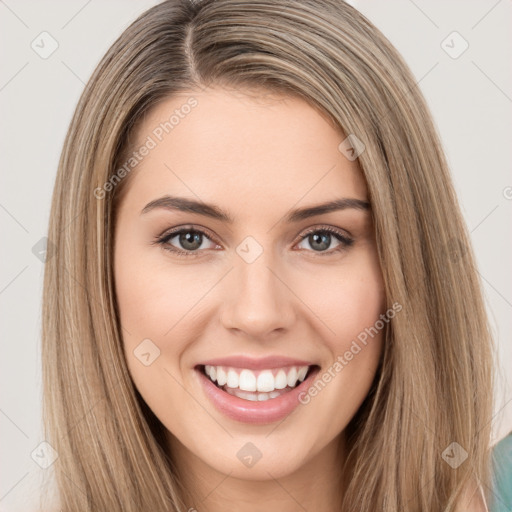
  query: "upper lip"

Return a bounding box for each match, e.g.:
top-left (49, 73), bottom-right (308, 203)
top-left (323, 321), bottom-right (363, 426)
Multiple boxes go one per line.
top-left (196, 355), bottom-right (315, 371)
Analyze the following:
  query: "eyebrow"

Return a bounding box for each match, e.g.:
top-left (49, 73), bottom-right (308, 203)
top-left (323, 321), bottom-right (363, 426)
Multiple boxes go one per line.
top-left (140, 195), bottom-right (370, 223)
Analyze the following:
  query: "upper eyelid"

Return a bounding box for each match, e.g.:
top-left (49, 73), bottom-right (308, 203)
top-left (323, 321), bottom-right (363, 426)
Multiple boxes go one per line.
top-left (158, 224), bottom-right (353, 246)
top-left (159, 224), bottom-right (220, 245)
top-left (299, 225), bottom-right (353, 239)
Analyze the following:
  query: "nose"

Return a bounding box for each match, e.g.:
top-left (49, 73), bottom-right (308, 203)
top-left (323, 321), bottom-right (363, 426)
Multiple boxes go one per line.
top-left (220, 255), bottom-right (297, 340)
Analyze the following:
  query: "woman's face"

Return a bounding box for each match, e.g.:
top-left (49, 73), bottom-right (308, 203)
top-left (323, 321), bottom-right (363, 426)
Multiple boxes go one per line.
top-left (114, 86), bottom-right (385, 484)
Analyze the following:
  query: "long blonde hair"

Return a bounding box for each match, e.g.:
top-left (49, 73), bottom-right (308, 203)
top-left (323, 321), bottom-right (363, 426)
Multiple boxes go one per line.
top-left (41, 0), bottom-right (494, 510)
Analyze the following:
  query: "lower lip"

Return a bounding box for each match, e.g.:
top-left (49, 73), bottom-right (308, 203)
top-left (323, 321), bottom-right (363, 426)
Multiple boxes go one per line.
top-left (196, 367), bottom-right (319, 425)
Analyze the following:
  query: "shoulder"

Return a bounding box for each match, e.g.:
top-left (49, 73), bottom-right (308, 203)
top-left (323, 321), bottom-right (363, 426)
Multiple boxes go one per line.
top-left (458, 433), bottom-right (512, 512)
top-left (489, 432), bottom-right (512, 512)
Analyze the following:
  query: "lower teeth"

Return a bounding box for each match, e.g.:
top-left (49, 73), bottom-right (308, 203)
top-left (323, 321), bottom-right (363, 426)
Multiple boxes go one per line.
top-left (201, 366), bottom-right (315, 402)
top-left (222, 385), bottom-right (293, 401)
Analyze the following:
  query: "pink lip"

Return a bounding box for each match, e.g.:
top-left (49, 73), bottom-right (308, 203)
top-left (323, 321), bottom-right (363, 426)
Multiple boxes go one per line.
top-left (196, 365), bottom-right (320, 425)
top-left (196, 355), bottom-right (314, 370)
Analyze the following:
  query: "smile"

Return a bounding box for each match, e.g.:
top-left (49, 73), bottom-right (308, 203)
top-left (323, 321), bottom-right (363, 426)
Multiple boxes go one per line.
top-left (195, 356), bottom-right (320, 424)
top-left (203, 364), bottom-right (310, 401)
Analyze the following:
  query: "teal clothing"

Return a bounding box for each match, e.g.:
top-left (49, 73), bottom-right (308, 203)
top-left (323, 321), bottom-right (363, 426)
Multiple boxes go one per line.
top-left (490, 433), bottom-right (512, 512)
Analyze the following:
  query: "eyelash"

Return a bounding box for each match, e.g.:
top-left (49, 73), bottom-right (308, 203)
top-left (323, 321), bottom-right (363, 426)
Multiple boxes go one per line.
top-left (152, 224), bottom-right (354, 258)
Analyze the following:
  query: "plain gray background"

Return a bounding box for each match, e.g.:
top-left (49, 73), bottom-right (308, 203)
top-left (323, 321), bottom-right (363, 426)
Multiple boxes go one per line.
top-left (1, 1), bottom-right (511, 510)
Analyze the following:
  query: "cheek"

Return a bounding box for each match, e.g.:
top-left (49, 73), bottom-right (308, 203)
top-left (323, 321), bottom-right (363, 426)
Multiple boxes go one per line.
top-left (115, 268), bottom-right (175, 334)
top-left (298, 247), bottom-right (385, 401)
top-left (336, 278), bottom-right (385, 349)
top-left (114, 224), bottom-right (197, 344)
top-left (303, 249), bottom-right (385, 350)
top-left (113, 245), bottom-right (197, 423)
top-left (297, 263), bottom-right (385, 435)
top-left (113, 228), bottom-right (181, 374)
top-left (115, 265), bottom-right (217, 347)
top-left (113, 235), bottom-right (217, 388)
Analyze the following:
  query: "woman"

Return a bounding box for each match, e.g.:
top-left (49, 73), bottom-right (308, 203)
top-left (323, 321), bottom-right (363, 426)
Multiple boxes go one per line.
top-left (41, 0), bottom-right (495, 510)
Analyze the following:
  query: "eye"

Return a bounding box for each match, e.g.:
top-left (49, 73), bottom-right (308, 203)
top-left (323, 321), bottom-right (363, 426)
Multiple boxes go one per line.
top-left (153, 225), bottom-right (354, 258)
top-left (153, 226), bottom-right (220, 257)
top-left (295, 226), bottom-right (354, 255)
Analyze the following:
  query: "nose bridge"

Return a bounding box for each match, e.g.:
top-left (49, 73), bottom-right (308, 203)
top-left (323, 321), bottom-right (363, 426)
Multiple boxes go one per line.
top-left (221, 246), bottom-right (295, 336)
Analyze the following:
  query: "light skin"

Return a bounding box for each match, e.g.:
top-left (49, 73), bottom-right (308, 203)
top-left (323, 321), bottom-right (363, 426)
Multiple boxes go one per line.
top-left (113, 86), bottom-right (386, 511)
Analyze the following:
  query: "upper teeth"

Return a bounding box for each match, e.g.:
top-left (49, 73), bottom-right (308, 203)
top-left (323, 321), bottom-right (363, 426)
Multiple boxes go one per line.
top-left (204, 365), bottom-right (310, 392)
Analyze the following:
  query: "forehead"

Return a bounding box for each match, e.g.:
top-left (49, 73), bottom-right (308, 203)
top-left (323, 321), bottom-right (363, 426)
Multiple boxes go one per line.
top-left (122, 87), bottom-right (367, 214)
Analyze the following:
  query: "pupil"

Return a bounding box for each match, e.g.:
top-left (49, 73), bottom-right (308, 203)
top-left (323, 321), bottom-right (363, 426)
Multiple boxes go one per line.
top-left (310, 233), bottom-right (330, 251)
top-left (180, 231), bottom-right (202, 250)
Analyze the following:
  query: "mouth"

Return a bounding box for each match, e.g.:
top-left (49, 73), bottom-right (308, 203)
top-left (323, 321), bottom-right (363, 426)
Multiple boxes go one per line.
top-left (194, 359), bottom-right (320, 424)
top-left (198, 364), bottom-right (316, 401)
